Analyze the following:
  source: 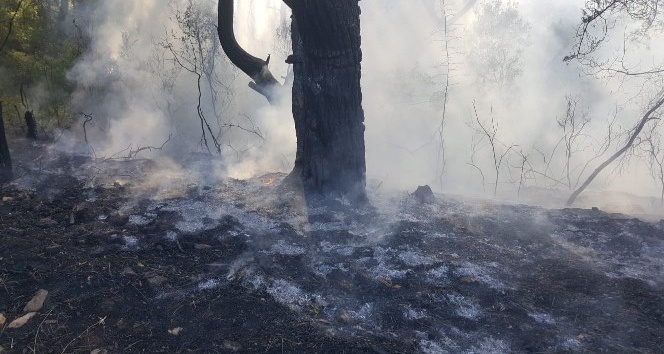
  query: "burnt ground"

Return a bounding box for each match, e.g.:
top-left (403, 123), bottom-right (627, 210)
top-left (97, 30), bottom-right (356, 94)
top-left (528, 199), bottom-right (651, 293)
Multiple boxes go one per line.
top-left (1, 139), bottom-right (664, 353)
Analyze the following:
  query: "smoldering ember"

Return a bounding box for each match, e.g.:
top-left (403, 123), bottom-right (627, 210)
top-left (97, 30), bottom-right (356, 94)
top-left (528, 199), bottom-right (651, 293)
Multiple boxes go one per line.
top-left (1, 1), bottom-right (664, 354)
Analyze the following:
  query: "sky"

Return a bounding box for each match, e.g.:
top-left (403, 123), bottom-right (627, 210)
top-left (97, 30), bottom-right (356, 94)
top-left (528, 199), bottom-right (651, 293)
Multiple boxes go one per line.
top-left (62, 0), bottom-right (664, 211)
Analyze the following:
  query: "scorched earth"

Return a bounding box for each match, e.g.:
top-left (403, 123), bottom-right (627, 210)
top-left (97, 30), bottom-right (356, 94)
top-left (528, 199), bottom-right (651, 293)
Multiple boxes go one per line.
top-left (1, 139), bottom-right (663, 353)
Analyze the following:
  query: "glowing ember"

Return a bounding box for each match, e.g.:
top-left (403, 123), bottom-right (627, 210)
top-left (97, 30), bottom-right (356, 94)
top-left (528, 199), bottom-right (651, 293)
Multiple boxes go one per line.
top-left (264, 178), bottom-right (276, 186)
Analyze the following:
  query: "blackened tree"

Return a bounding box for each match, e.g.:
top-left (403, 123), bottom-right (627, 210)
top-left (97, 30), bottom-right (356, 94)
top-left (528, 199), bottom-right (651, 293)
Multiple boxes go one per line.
top-left (218, 0), bottom-right (367, 203)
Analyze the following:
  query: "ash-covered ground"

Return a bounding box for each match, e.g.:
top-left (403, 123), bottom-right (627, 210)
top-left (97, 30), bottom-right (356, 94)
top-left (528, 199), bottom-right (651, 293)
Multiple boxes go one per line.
top-left (1, 139), bottom-right (663, 353)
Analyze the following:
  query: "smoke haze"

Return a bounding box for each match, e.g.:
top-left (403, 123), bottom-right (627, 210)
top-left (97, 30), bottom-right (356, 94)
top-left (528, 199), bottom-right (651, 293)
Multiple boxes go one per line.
top-left (62, 0), bottom-right (664, 213)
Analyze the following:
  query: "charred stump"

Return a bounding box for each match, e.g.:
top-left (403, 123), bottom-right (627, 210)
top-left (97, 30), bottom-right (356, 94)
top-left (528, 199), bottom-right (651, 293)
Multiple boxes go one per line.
top-left (25, 110), bottom-right (37, 140)
top-left (0, 102), bottom-right (13, 183)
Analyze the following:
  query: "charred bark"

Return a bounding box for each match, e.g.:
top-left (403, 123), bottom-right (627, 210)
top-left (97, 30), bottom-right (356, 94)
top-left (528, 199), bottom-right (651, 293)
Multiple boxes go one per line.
top-left (0, 102), bottom-right (13, 183)
top-left (285, 0), bottom-right (367, 202)
top-left (25, 111), bottom-right (37, 140)
top-left (217, 0), bottom-right (281, 103)
top-left (217, 0), bottom-right (367, 203)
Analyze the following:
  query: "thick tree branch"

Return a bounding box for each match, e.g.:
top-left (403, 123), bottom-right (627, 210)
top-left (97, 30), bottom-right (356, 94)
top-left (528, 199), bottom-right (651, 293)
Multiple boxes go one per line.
top-left (217, 0), bottom-right (281, 104)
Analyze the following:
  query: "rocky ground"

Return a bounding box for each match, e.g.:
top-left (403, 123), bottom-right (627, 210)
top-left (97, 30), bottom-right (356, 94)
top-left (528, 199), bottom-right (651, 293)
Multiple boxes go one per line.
top-left (1, 139), bottom-right (664, 353)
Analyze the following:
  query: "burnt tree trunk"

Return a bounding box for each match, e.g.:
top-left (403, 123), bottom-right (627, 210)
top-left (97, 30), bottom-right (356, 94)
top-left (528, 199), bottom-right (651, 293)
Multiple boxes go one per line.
top-left (286, 0), bottom-right (366, 202)
top-left (0, 102), bottom-right (13, 183)
top-left (217, 0), bottom-right (367, 202)
top-left (25, 111), bottom-right (37, 140)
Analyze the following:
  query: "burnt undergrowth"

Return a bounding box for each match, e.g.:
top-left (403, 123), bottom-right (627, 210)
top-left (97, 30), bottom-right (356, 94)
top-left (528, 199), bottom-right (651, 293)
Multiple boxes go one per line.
top-left (1, 139), bottom-right (663, 353)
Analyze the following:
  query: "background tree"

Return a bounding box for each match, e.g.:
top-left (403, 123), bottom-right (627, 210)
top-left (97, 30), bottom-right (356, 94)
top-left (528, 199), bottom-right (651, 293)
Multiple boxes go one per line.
top-left (466, 0), bottom-right (530, 88)
top-left (218, 0), bottom-right (366, 202)
top-left (0, 0), bottom-right (89, 132)
top-left (564, 0), bottom-right (664, 205)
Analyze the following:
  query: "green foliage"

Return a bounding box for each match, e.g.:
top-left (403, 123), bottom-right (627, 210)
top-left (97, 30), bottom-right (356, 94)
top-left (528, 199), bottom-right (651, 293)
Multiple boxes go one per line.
top-left (0, 0), bottom-right (87, 133)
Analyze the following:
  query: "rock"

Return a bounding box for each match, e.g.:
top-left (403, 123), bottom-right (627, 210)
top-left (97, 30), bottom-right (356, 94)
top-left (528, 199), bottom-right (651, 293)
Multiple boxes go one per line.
top-left (8, 312), bottom-right (37, 329)
top-left (24, 289), bottom-right (48, 312)
top-left (1, 196), bottom-right (13, 202)
top-left (411, 185), bottom-right (435, 204)
top-left (0, 313), bottom-right (6, 325)
top-left (168, 327), bottom-right (183, 336)
top-left (0, 345), bottom-right (4, 353)
top-left (147, 275), bottom-right (168, 287)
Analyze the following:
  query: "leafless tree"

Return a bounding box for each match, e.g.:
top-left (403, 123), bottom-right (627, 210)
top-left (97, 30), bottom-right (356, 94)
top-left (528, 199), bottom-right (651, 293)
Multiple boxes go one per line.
top-left (469, 101), bottom-right (516, 196)
top-left (565, 0), bottom-right (664, 205)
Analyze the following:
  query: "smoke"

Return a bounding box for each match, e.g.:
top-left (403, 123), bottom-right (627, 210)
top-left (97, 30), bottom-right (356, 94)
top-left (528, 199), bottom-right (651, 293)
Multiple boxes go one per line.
top-left (63, 0), bottom-right (664, 213)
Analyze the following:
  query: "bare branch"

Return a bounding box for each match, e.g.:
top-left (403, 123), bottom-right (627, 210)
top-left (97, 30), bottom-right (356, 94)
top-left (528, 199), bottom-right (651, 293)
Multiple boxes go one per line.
top-left (567, 94), bottom-right (664, 205)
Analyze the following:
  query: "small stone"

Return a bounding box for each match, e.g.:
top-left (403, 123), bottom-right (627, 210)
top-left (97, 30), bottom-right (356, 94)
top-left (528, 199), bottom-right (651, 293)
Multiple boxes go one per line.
top-left (147, 275), bottom-right (168, 287)
top-left (0, 345), bottom-right (4, 353)
top-left (24, 289), bottom-right (48, 312)
top-left (8, 312), bottom-right (37, 329)
top-left (168, 327), bottom-right (183, 336)
top-left (2, 196), bottom-right (13, 202)
top-left (0, 313), bottom-right (6, 325)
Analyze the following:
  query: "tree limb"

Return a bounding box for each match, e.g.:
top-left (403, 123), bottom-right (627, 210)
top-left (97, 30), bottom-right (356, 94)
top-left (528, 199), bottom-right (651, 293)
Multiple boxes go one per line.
top-left (567, 94), bottom-right (664, 205)
top-left (217, 0), bottom-right (281, 104)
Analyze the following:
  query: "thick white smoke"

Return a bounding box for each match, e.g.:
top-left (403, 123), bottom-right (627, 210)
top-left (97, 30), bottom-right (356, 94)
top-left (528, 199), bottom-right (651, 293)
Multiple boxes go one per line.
top-left (63, 0), bottom-right (664, 214)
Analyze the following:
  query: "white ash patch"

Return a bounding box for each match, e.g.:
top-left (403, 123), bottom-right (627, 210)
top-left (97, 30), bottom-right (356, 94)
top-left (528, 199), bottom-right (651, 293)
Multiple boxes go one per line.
top-left (446, 294), bottom-right (481, 320)
top-left (348, 303), bottom-right (375, 321)
top-left (426, 265), bottom-right (450, 284)
top-left (398, 250), bottom-right (436, 266)
top-left (558, 338), bottom-right (582, 351)
top-left (315, 264), bottom-right (334, 278)
top-left (128, 214), bottom-right (152, 226)
top-left (165, 231), bottom-right (178, 241)
top-left (403, 308), bottom-right (427, 320)
top-left (266, 279), bottom-right (310, 310)
top-left (319, 241), bottom-right (336, 252)
top-left (122, 235), bottom-right (139, 249)
top-left (198, 279), bottom-right (220, 290)
top-left (468, 337), bottom-right (510, 354)
top-left (268, 240), bottom-right (305, 256)
top-left (419, 340), bottom-right (448, 354)
top-left (453, 262), bottom-right (506, 290)
top-left (528, 312), bottom-right (556, 325)
top-left (368, 262), bottom-right (409, 280)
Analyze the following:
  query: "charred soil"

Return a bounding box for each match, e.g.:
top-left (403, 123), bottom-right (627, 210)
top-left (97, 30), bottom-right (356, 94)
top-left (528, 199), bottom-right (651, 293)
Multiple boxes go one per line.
top-left (1, 139), bottom-right (663, 353)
